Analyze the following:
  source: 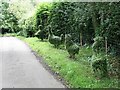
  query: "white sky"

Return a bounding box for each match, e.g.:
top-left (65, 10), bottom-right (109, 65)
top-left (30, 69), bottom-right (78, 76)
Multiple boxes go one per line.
top-left (36, 0), bottom-right (53, 2)
top-left (9, 0), bottom-right (120, 3)
top-left (9, 0), bottom-right (53, 3)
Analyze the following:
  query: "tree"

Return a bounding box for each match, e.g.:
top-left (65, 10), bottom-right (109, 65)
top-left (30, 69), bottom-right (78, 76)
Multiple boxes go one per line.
top-left (0, 0), bottom-right (18, 34)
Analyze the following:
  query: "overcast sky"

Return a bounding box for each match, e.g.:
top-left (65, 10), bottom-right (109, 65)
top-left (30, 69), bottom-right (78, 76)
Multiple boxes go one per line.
top-left (36, 0), bottom-right (53, 2)
top-left (9, 0), bottom-right (53, 3)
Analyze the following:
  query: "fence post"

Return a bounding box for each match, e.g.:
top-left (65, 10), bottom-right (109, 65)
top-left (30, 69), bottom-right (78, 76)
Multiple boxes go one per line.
top-left (105, 37), bottom-right (108, 55)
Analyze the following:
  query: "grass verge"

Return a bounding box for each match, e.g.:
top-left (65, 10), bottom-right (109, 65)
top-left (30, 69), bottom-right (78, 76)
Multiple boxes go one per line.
top-left (18, 37), bottom-right (119, 88)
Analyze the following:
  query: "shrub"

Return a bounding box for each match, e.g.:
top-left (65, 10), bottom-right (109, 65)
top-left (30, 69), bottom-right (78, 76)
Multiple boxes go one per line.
top-left (91, 54), bottom-right (108, 78)
top-left (92, 36), bottom-right (105, 53)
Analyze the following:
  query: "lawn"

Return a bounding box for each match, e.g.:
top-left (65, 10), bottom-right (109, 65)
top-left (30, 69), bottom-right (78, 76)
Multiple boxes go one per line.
top-left (18, 36), bottom-right (119, 88)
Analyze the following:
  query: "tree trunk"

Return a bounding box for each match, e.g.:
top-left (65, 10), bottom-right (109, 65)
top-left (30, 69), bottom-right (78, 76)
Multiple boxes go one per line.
top-left (91, 3), bottom-right (99, 36)
top-left (105, 37), bottom-right (108, 55)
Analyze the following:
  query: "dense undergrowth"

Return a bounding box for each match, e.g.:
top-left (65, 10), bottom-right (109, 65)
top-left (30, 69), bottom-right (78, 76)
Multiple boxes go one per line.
top-left (17, 36), bottom-right (119, 88)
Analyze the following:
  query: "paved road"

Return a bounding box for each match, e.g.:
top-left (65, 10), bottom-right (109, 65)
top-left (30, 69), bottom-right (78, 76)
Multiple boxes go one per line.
top-left (0, 37), bottom-right (65, 88)
top-left (0, 37), bottom-right (2, 89)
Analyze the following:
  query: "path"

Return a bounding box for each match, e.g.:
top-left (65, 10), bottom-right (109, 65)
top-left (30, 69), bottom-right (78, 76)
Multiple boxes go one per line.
top-left (0, 37), bottom-right (65, 88)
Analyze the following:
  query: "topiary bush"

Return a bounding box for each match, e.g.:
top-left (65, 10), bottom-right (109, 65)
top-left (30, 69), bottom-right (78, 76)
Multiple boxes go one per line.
top-left (35, 3), bottom-right (51, 40)
top-left (65, 34), bottom-right (80, 59)
top-left (92, 36), bottom-right (105, 53)
top-left (35, 27), bottom-right (48, 41)
top-left (91, 54), bottom-right (108, 78)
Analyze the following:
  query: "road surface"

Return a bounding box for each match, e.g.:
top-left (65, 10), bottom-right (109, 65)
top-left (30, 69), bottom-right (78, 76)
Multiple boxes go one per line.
top-left (0, 37), bottom-right (65, 88)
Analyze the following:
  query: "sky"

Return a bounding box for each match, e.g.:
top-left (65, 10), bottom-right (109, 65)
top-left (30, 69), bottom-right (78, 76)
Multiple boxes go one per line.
top-left (4, 0), bottom-right (120, 3)
top-left (36, 0), bottom-right (53, 2)
top-left (9, 0), bottom-right (53, 3)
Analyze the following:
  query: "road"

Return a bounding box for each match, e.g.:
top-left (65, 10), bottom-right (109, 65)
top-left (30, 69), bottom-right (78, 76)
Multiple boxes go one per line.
top-left (0, 37), bottom-right (65, 88)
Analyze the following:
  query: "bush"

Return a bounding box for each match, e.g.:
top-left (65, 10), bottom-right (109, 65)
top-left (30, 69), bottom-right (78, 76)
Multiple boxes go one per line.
top-left (91, 54), bottom-right (108, 78)
top-left (92, 36), bottom-right (105, 53)
top-left (35, 3), bottom-right (51, 40)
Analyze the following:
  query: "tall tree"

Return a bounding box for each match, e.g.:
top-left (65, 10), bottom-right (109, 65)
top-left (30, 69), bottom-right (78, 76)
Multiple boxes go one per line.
top-left (0, 0), bottom-right (18, 33)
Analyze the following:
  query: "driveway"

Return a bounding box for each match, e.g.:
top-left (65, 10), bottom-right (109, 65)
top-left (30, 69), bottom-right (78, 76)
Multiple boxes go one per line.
top-left (0, 37), bottom-right (65, 88)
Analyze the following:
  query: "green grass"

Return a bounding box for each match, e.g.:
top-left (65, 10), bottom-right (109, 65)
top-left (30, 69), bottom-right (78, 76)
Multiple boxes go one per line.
top-left (0, 34), bottom-right (2, 37)
top-left (3, 33), bottom-right (18, 37)
top-left (19, 37), bottom-right (119, 88)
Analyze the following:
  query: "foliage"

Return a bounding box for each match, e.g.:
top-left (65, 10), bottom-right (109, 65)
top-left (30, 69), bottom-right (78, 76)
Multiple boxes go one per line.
top-left (92, 36), bottom-right (105, 53)
top-left (3, 33), bottom-right (18, 37)
top-left (48, 2), bottom-right (74, 36)
top-left (107, 56), bottom-right (119, 78)
top-left (3, 1), bottom-right (119, 87)
top-left (24, 16), bottom-right (36, 37)
top-left (35, 3), bottom-right (52, 40)
top-left (4, 1), bottom-right (119, 56)
top-left (91, 54), bottom-right (108, 78)
top-left (48, 29), bottom-right (64, 48)
top-left (35, 28), bottom-right (48, 41)
top-left (89, 2), bottom-right (120, 56)
top-left (0, 1), bottom-right (19, 34)
top-left (16, 2), bottom-right (119, 57)
top-left (65, 34), bottom-right (80, 59)
top-left (8, 0), bottom-right (36, 20)
top-left (7, 0), bottom-right (38, 37)
top-left (19, 37), bottom-right (119, 88)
